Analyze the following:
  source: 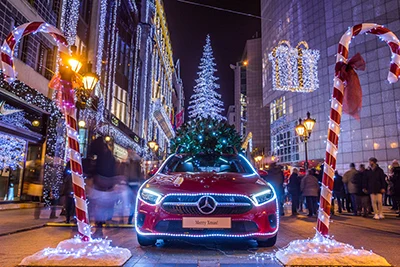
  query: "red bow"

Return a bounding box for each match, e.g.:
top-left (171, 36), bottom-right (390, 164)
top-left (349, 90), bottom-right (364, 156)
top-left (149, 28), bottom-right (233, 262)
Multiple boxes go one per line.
top-left (335, 53), bottom-right (366, 120)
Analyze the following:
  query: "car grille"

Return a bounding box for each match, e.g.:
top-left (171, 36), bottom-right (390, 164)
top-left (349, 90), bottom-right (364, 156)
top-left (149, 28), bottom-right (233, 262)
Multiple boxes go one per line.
top-left (155, 220), bottom-right (259, 234)
top-left (161, 194), bottom-right (253, 215)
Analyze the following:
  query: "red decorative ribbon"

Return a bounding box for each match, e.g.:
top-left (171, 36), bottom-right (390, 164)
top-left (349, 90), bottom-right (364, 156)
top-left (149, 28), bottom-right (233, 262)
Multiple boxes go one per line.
top-left (335, 53), bottom-right (366, 120)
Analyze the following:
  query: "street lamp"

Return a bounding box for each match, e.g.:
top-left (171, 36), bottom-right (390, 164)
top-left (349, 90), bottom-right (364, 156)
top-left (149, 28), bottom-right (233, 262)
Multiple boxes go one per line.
top-left (295, 111), bottom-right (316, 170)
top-left (254, 155), bottom-right (262, 169)
top-left (148, 140), bottom-right (157, 150)
top-left (78, 120), bottom-right (86, 128)
top-left (82, 62), bottom-right (98, 91)
top-left (68, 46), bottom-right (83, 73)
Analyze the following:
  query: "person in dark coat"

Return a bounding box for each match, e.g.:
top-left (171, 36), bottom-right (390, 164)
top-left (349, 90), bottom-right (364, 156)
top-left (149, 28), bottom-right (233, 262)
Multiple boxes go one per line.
top-left (89, 137), bottom-right (118, 236)
top-left (389, 160), bottom-right (400, 217)
top-left (61, 161), bottom-right (75, 223)
top-left (301, 169), bottom-right (319, 216)
top-left (332, 170), bottom-right (345, 214)
top-left (352, 164), bottom-right (369, 217)
top-left (288, 168), bottom-right (301, 215)
top-left (363, 157), bottom-right (386, 219)
top-left (266, 163), bottom-right (285, 216)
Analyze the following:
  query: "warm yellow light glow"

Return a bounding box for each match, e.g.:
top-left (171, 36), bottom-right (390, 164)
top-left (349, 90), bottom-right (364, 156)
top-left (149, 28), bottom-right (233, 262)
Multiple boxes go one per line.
top-left (32, 120), bottom-right (40, 127)
top-left (390, 142), bottom-right (398, 149)
top-left (148, 140), bottom-right (157, 149)
top-left (295, 122), bottom-right (306, 137)
top-left (243, 60), bottom-right (248, 66)
top-left (373, 143), bottom-right (380, 150)
top-left (304, 112), bottom-right (316, 132)
top-left (105, 136), bottom-right (111, 142)
top-left (154, 144), bottom-right (159, 151)
top-left (68, 58), bottom-right (83, 73)
top-left (82, 73), bottom-right (98, 91)
top-left (78, 120), bottom-right (86, 128)
top-left (255, 156), bottom-right (262, 162)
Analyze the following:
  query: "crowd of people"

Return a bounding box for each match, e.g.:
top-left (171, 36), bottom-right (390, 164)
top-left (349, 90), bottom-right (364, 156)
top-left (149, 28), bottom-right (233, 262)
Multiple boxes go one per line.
top-left (264, 157), bottom-right (400, 219)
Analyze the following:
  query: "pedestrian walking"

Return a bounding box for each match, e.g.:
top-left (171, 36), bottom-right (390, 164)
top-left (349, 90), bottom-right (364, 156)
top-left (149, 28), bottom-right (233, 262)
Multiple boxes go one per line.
top-left (386, 162), bottom-right (398, 211)
top-left (266, 162), bottom-right (285, 216)
top-left (332, 170), bottom-right (345, 214)
top-left (61, 161), bottom-right (74, 223)
top-left (301, 169), bottom-right (319, 217)
top-left (288, 168), bottom-right (301, 215)
top-left (89, 136), bottom-right (118, 236)
top-left (352, 164), bottom-right (369, 217)
top-left (364, 157), bottom-right (386, 219)
top-left (388, 160), bottom-right (400, 217)
top-left (127, 150), bottom-right (143, 224)
top-left (343, 163), bottom-right (358, 215)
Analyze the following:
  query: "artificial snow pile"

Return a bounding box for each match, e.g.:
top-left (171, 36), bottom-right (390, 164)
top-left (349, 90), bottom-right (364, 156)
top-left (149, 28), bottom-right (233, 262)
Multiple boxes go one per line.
top-left (19, 237), bottom-right (131, 266)
top-left (275, 232), bottom-right (390, 266)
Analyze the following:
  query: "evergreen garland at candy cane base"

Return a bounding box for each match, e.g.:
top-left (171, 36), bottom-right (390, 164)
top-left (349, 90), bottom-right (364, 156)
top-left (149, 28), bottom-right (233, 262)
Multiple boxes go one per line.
top-left (170, 117), bottom-right (242, 154)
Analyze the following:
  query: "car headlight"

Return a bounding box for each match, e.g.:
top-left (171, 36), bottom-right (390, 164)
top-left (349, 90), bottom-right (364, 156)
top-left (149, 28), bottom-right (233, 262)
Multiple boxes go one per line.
top-left (251, 187), bottom-right (275, 206)
top-left (140, 188), bottom-right (163, 205)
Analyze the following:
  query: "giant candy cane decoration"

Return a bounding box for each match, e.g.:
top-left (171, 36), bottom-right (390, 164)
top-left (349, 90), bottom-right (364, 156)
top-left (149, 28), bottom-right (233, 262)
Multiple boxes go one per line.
top-left (317, 23), bottom-right (400, 236)
top-left (1, 22), bottom-right (91, 241)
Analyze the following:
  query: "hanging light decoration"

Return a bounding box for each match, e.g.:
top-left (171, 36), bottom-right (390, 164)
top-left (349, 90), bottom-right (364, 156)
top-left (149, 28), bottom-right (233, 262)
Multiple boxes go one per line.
top-left (268, 40), bottom-right (320, 93)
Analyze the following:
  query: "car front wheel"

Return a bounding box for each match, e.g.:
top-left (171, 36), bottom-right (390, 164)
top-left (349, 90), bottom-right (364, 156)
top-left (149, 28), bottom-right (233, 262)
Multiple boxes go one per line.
top-left (137, 233), bottom-right (156, 246)
top-left (257, 234), bottom-right (277, 247)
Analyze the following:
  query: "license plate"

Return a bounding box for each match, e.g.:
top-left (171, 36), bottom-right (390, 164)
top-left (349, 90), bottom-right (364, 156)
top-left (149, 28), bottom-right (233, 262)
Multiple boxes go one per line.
top-left (182, 217), bottom-right (231, 229)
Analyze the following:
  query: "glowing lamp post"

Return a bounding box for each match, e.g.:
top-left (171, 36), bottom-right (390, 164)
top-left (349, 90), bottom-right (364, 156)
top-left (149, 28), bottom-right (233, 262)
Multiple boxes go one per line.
top-left (82, 63), bottom-right (98, 91)
top-left (254, 155), bottom-right (262, 169)
top-left (295, 111), bottom-right (316, 170)
top-left (148, 140), bottom-right (157, 150)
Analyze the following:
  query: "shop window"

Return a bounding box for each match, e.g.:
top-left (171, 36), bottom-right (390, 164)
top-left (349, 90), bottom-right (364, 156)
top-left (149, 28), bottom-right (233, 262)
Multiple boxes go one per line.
top-left (117, 38), bottom-right (130, 77)
top-left (0, 134), bottom-right (26, 201)
top-left (111, 84), bottom-right (130, 126)
top-left (270, 96), bottom-right (286, 124)
top-left (271, 129), bottom-right (299, 163)
top-left (79, 0), bottom-right (91, 24)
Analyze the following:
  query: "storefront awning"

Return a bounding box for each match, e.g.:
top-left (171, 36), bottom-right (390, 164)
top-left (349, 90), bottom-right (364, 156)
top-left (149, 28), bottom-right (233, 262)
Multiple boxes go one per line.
top-left (152, 100), bottom-right (175, 139)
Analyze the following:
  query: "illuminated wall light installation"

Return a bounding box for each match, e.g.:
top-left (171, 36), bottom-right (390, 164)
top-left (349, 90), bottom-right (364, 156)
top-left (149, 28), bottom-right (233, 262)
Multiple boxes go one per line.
top-left (268, 40), bottom-right (320, 93)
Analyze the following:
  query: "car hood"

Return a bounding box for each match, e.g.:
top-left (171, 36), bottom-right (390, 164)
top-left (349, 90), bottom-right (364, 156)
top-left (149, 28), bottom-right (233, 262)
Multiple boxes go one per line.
top-left (144, 172), bottom-right (270, 196)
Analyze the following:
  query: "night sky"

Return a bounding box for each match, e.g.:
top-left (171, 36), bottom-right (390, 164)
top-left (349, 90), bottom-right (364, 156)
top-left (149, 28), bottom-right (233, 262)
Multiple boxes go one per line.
top-left (163, 0), bottom-right (261, 118)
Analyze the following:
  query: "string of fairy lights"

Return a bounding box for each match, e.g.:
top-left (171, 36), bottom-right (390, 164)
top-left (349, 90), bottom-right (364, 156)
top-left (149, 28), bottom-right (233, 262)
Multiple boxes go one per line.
top-left (268, 40), bottom-right (320, 93)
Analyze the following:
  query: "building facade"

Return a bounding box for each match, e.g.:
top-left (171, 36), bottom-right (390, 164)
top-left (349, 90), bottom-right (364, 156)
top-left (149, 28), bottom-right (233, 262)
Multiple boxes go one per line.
top-left (261, 0), bottom-right (400, 172)
top-left (0, 0), bottom-right (65, 202)
top-left (232, 38), bottom-right (269, 155)
top-left (136, 0), bottom-right (184, 157)
top-left (0, 0), bottom-right (183, 202)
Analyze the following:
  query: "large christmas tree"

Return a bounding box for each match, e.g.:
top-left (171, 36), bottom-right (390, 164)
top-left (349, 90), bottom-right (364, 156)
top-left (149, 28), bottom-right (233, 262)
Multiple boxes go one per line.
top-left (188, 35), bottom-right (226, 121)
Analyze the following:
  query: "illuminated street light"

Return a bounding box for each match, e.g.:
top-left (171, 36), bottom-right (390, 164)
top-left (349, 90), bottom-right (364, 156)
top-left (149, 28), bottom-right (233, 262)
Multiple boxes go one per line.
top-left (148, 140), bottom-right (157, 150)
top-left (78, 120), bottom-right (86, 128)
top-left (82, 63), bottom-right (98, 91)
top-left (68, 45), bottom-right (83, 73)
top-left (295, 111), bottom-right (316, 170)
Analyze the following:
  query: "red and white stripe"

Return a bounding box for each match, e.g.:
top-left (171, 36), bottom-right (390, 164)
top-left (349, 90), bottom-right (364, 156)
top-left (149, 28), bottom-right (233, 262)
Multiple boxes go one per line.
top-left (317, 23), bottom-right (400, 236)
top-left (1, 21), bottom-right (68, 83)
top-left (1, 21), bottom-right (91, 241)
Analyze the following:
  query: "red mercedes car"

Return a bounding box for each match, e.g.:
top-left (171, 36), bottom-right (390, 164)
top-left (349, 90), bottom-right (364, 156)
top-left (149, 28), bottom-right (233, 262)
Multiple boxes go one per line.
top-left (135, 153), bottom-right (279, 247)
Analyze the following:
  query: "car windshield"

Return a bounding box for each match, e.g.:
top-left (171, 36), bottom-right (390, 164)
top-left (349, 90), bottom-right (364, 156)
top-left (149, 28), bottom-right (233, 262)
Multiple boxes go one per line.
top-left (160, 154), bottom-right (255, 174)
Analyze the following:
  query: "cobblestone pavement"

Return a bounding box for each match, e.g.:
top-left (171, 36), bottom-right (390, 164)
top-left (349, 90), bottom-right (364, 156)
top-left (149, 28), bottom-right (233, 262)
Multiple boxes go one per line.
top-left (0, 209), bottom-right (399, 267)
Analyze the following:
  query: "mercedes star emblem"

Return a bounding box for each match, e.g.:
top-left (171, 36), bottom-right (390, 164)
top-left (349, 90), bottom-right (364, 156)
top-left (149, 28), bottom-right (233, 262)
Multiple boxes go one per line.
top-left (197, 196), bottom-right (217, 215)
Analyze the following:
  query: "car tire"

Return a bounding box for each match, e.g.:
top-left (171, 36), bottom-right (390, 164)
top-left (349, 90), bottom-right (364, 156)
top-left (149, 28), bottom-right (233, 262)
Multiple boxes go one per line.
top-left (137, 233), bottom-right (156, 246)
top-left (257, 234), bottom-right (277, 247)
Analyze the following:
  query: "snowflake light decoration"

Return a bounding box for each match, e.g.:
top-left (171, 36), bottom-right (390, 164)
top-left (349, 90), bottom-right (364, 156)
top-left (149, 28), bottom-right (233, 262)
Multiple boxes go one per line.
top-left (268, 40), bottom-right (320, 93)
